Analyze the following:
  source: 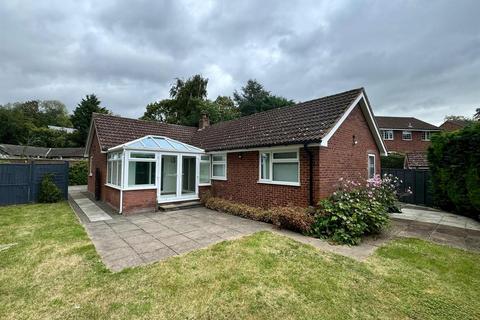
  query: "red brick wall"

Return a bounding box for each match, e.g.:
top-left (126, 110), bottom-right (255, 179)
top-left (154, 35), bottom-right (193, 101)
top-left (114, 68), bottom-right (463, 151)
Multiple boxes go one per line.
top-left (122, 189), bottom-right (157, 214)
top-left (87, 128), bottom-right (110, 200)
top-left (201, 147), bottom-right (320, 208)
top-left (318, 105), bottom-right (381, 198)
top-left (104, 186), bottom-right (120, 211)
top-left (382, 130), bottom-right (431, 153)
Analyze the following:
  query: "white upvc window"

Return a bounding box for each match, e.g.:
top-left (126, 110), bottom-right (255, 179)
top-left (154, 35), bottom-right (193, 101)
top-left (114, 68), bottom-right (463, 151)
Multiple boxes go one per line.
top-left (127, 152), bottom-right (156, 187)
top-left (382, 130), bottom-right (394, 140)
top-left (368, 154), bottom-right (376, 179)
top-left (402, 130), bottom-right (412, 140)
top-left (199, 155), bottom-right (211, 185)
top-left (421, 131), bottom-right (432, 141)
top-left (107, 152), bottom-right (122, 187)
top-left (258, 149), bottom-right (300, 186)
top-left (211, 154), bottom-right (227, 180)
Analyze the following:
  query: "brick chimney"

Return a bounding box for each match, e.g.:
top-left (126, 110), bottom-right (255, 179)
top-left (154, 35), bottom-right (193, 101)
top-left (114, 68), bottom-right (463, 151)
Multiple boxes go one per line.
top-left (198, 113), bottom-right (210, 130)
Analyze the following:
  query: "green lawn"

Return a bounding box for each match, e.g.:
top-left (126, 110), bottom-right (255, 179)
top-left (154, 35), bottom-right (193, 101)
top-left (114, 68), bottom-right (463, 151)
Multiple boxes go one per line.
top-left (0, 202), bottom-right (479, 319)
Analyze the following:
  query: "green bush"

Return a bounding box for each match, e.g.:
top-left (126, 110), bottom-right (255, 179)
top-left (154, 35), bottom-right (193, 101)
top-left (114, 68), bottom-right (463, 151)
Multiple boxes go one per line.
top-left (381, 154), bottom-right (405, 169)
top-left (310, 176), bottom-right (396, 245)
top-left (428, 122), bottom-right (480, 220)
top-left (68, 160), bottom-right (88, 186)
top-left (38, 174), bottom-right (63, 203)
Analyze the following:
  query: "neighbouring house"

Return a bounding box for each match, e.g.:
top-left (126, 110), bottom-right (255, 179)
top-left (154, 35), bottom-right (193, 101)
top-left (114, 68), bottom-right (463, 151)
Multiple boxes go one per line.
top-left (404, 152), bottom-right (429, 170)
top-left (85, 88), bottom-right (387, 215)
top-left (439, 119), bottom-right (470, 132)
top-left (375, 116), bottom-right (441, 154)
top-left (0, 144), bottom-right (85, 160)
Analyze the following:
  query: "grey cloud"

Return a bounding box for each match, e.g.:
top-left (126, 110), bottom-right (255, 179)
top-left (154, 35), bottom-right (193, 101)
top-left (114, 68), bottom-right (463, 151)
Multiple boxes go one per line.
top-left (0, 0), bottom-right (479, 126)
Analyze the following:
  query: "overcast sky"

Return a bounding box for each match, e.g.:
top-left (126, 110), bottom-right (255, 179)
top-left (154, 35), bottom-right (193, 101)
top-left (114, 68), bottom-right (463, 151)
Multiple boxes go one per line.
top-left (1, 0), bottom-right (479, 125)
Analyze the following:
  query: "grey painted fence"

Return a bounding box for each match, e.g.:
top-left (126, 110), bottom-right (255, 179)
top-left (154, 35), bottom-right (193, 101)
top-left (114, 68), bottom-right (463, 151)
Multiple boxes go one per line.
top-left (0, 162), bottom-right (68, 206)
top-left (382, 168), bottom-right (433, 206)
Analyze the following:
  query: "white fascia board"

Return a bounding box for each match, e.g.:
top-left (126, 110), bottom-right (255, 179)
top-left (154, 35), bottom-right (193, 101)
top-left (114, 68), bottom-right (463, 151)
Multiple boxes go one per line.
top-left (320, 93), bottom-right (388, 156)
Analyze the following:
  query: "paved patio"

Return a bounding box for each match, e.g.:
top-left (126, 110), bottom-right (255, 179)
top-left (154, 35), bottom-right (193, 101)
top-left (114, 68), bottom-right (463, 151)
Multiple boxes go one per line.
top-left (81, 208), bottom-right (273, 271)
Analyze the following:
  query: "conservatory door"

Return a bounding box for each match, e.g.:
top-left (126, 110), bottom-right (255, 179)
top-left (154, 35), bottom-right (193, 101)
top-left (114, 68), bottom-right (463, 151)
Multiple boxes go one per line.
top-left (160, 155), bottom-right (178, 199)
top-left (159, 154), bottom-right (199, 202)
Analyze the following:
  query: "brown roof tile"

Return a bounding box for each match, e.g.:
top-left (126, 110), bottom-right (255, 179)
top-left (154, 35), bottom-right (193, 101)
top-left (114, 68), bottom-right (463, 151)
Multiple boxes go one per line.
top-left (191, 88), bottom-right (364, 151)
top-left (376, 116), bottom-right (439, 131)
top-left (91, 88), bottom-right (365, 152)
top-left (92, 114), bottom-right (197, 151)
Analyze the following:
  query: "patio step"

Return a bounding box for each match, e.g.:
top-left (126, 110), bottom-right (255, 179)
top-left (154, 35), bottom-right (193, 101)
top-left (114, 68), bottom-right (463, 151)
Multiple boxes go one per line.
top-left (158, 200), bottom-right (203, 211)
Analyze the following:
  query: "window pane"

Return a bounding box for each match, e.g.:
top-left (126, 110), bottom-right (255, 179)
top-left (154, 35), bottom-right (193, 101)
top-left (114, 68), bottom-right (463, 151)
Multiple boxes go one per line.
top-left (368, 156), bottom-right (375, 179)
top-left (141, 138), bottom-right (158, 148)
top-left (212, 164), bottom-right (225, 177)
top-left (273, 163), bottom-right (298, 182)
top-left (167, 140), bottom-right (188, 151)
top-left (201, 155), bottom-right (210, 161)
top-left (112, 161), bottom-right (117, 185)
top-left (107, 162), bottom-right (112, 184)
top-left (273, 152), bottom-right (297, 160)
top-left (212, 154), bottom-right (225, 162)
top-left (200, 161), bottom-right (210, 183)
top-left (128, 161), bottom-right (155, 186)
top-left (117, 161), bottom-right (122, 186)
top-left (153, 138), bottom-right (173, 149)
top-left (260, 152), bottom-right (270, 180)
top-left (131, 153), bottom-right (155, 159)
top-left (402, 131), bottom-right (412, 140)
top-left (161, 155), bottom-right (177, 195)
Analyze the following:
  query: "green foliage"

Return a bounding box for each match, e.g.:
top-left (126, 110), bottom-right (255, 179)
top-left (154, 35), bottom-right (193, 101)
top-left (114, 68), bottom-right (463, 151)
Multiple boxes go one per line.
top-left (69, 161), bottom-right (88, 186)
top-left (233, 79), bottom-right (295, 116)
top-left (204, 196), bottom-right (272, 223)
top-left (141, 75), bottom-right (240, 126)
top-left (38, 174), bottom-right (63, 203)
top-left (71, 94), bottom-right (110, 145)
top-left (310, 176), bottom-right (396, 245)
top-left (0, 100), bottom-right (76, 147)
top-left (381, 154), bottom-right (405, 169)
top-left (428, 123), bottom-right (480, 219)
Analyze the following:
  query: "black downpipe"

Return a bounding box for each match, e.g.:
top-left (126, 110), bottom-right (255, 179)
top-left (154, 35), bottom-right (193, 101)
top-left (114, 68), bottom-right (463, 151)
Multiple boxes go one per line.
top-left (304, 142), bottom-right (315, 207)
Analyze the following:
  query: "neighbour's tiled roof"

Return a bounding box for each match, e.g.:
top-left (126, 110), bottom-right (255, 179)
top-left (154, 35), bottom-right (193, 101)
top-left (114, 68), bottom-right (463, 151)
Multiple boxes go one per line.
top-left (441, 119), bottom-right (470, 128)
top-left (91, 88), bottom-right (365, 152)
top-left (92, 114), bottom-right (198, 151)
top-left (0, 144), bottom-right (50, 158)
top-left (405, 152), bottom-right (429, 168)
top-left (191, 88), bottom-right (364, 151)
top-left (375, 116), bottom-right (440, 131)
top-left (48, 147), bottom-right (85, 158)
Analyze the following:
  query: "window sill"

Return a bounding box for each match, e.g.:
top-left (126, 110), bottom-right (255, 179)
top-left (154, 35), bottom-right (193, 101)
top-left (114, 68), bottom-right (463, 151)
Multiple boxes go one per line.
top-left (199, 183), bottom-right (211, 186)
top-left (211, 177), bottom-right (227, 181)
top-left (105, 183), bottom-right (122, 190)
top-left (257, 180), bottom-right (300, 187)
top-left (124, 185), bottom-right (157, 191)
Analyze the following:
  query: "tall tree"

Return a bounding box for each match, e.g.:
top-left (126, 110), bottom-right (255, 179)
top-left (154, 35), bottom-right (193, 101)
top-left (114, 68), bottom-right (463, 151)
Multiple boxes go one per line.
top-left (39, 100), bottom-right (72, 127)
top-left (140, 99), bottom-right (176, 122)
top-left (169, 74), bottom-right (209, 126)
top-left (71, 94), bottom-right (110, 145)
top-left (233, 79), bottom-right (295, 116)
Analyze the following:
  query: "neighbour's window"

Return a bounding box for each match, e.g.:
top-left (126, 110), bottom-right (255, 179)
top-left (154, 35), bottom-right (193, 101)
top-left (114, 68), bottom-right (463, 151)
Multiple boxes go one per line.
top-left (200, 155), bottom-right (211, 184)
top-left (368, 154), bottom-right (376, 179)
top-left (382, 130), bottom-right (394, 140)
top-left (211, 154), bottom-right (227, 180)
top-left (421, 131), bottom-right (431, 141)
top-left (402, 130), bottom-right (412, 140)
top-left (107, 152), bottom-right (122, 186)
top-left (259, 150), bottom-right (299, 185)
top-left (128, 152), bottom-right (156, 187)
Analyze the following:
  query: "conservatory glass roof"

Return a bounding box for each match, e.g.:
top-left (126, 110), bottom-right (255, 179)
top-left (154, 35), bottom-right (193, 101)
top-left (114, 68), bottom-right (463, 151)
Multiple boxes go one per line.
top-left (108, 135), bottom-right (204, 153)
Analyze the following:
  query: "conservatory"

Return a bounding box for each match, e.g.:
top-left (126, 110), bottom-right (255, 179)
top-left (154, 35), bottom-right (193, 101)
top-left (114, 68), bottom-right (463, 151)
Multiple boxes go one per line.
top-left (105, 135), bottom-right (210, 208)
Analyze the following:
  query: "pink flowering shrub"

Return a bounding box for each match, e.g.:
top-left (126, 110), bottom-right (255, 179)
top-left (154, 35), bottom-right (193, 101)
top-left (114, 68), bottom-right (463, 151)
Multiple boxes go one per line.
top-left (311, 174), bottom-right (403, 245)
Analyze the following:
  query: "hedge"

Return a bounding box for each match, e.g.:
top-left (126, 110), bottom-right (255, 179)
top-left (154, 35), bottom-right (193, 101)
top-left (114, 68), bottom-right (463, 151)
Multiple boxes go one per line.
top-left (428, 122), bottom-right (480, 220)
top-left (69, 160), bottom-right (88, 186)
top-left (381, 154), bottom-right (405, 169)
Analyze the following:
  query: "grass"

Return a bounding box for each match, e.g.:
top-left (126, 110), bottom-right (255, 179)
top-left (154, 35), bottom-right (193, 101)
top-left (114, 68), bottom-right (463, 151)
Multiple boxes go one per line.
top-left (0, 202), bottom-right (479, 319)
